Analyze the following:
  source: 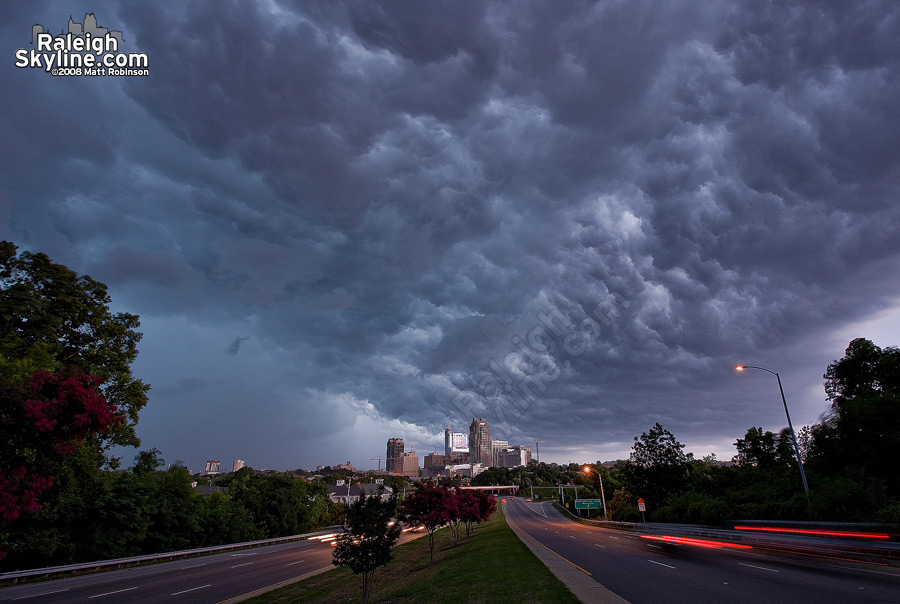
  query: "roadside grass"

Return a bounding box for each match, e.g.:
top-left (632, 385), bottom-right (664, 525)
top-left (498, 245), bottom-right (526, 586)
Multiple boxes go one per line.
top-left (246, 502), bottom-right (581, 604)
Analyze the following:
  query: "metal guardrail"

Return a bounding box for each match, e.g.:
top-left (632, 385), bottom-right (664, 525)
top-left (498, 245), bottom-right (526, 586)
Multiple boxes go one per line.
top-left (0, 526), bottom-right (342, 583)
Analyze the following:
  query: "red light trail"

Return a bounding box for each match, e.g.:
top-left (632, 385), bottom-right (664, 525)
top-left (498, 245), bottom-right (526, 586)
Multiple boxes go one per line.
top-left (733, 526), bottom-right (890, 540)
top-left (641, 535), bottom-right (753, 549)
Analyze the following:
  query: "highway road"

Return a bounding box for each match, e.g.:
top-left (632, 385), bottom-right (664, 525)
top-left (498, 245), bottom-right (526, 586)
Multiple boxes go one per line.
top-left (504, 498), bottom-right (900, 604)
top-left (0, 532), bottom-right (345, 603)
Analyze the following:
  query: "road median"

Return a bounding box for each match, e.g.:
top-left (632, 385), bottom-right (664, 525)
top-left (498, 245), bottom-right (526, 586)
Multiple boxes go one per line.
top-left (243, 503), bottom-right (581, 604)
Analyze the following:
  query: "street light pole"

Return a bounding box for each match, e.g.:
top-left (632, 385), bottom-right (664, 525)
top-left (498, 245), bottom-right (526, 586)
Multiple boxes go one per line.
top-left (583, 465), bottom-right (608, 521)
top-left (735, 364), bottom-right (810, 501)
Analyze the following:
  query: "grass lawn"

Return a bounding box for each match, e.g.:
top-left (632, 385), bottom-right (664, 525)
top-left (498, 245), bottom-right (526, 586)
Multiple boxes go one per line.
top-left (245, 502), bottom-right (581, 604)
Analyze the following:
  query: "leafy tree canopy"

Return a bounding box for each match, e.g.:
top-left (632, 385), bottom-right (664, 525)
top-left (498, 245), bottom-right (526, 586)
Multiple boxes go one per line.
top-left (1, 241), bottom-right (149, 447)
top-left (630, 422), bottom-right (691, 468)
top-left (333, 495), bottom-right (400, 604)
top-left (811, 338), bottom-right (900, 495)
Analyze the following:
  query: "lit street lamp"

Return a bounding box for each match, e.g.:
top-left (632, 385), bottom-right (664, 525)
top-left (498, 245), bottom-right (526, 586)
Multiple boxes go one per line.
top-left (583, 465), bottom-right (608, 520)
top-left (735, 364), bottom-right (810, 500)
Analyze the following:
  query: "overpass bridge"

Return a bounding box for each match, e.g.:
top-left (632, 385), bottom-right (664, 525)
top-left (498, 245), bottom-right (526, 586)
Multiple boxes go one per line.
top-left (459, 485), bottom-right (518, 495)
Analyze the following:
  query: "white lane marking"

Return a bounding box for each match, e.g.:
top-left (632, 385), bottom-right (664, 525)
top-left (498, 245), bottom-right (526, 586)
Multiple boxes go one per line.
top-left (286, 559), bottom-right (306, 566)
top-left (646, 544), bottom-right (662, 549)
top-left (231, 562), bottom-right (253, 568)
top-left (594, 544), bottom-right (606, 549)
top-left (648, 560), bottom-right (676, 569)
top-left (609, 536), bottom-right (619, 540)
top-left (177, 563), bottom-right (208, 570)
top-left (520, 499), bottom-right (549, 518)
top-left (12, 589), bottom-right (70, 600)
top-left (230, 552), bottom-right (258, 556)
top-left (738, 562), bottom-right (780, 573)
top-left (89, 586), bottom-right (139, 598)
top-left (171, 584), bottom-right (211, 596)
top-left (569, 535), bottom-right (577, 539)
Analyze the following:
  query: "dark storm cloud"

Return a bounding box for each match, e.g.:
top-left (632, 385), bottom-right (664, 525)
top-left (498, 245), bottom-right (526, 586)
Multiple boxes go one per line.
top-left (2, 0), bottom-right (899, 468)
top-left (226, 336), bottom-right (249, 355)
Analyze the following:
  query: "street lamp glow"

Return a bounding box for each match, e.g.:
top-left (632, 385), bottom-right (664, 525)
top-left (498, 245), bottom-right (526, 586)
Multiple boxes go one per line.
top-left (735, 364), bottom-right (745, 372)
top-left (582, 465), bottom-right (608, 521)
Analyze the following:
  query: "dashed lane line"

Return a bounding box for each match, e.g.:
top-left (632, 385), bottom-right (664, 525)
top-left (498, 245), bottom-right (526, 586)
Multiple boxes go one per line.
top-left (11, 589), bottom-right (70, 600)
top-left (88, 586), bottom-right (139, 599)
top-left (171, 584), bottom-right (211, 596)
top-left (738, 562), bottom-right (779, 573)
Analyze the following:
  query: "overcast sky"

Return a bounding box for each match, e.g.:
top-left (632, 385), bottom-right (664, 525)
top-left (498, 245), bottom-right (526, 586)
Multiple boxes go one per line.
top-left (3, 1), bottom-right (899, 473)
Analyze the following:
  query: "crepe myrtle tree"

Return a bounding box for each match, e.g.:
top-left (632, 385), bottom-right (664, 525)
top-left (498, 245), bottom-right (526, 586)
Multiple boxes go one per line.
top-left (333, 495), bottom-right (401, 604)
top-left (0, 242), bottom-right (146, 561)
top-left (400, 483), bottom-right (451, 565)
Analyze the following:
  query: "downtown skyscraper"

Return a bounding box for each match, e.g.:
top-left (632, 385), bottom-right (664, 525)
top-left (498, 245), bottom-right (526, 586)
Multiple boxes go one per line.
top-left (385, 438), bottom-right (404, 474)
top-left (469, 418), bottom-right (491, 466)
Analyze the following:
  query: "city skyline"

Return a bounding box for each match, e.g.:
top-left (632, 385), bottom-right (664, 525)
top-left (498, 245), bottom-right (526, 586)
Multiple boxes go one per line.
top-left (3, 2), bottom-right (900, 473)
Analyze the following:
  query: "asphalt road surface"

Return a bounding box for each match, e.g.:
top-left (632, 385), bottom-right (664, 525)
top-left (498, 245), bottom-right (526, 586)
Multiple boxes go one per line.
top-left (504, 498), bottom-right (900, 604)
top-left (0, 533), bottom-right (345, 603)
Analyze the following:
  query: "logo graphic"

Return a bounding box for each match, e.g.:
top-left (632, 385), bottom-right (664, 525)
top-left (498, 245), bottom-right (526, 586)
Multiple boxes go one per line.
top-left (14, 13), bottom-right (149, 77)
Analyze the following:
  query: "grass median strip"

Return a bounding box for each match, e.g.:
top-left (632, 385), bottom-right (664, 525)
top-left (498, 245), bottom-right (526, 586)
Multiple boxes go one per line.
top-left (244, 503), bottom-right (582, 604)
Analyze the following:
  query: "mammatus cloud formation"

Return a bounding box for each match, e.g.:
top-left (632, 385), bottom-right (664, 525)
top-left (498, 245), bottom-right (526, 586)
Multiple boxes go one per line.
top-left (2, 1), bottom-right (899, 471)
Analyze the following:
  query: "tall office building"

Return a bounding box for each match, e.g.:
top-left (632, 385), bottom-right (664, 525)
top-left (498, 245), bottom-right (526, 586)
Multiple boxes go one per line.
top-left (386, 438), bottom-right (404, 474)
top-left (469, 418), bottom-right (492, 466)
top-left (491, 440), bottom-right (509, 467)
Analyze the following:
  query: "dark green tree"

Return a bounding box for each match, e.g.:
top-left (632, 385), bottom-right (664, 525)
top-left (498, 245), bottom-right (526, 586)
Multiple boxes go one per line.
top-left (470, 466), bottom-right (512, 486)
top-left (625, 423), bottom-right (693, 508)
top-left (225, 469), bottom-right (331, 537)
top-left (333, 495), bottom-right (400, 604)
top-left (196, 491), bottom-right (262, 547)
top-left (808, 338), bottom-right (900, 513)
top-left (733, 427), bottom-right (778, 467)
top-left (141, 463), bottom-right (201, 554)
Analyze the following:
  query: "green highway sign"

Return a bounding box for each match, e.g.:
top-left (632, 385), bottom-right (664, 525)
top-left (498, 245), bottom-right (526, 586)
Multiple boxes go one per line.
top-left (575, 499), bottom-right (603, 509)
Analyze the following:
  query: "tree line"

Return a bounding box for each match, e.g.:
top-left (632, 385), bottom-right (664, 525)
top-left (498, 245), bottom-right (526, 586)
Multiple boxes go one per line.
top-left (2, 449), bottom-right (342, 570)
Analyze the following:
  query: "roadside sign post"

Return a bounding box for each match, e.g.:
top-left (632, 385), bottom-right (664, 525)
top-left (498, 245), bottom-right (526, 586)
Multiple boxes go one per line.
top-left (575, 499), bottom-right (604, 518)
top-left (638, 498), bottom-right (647, 526)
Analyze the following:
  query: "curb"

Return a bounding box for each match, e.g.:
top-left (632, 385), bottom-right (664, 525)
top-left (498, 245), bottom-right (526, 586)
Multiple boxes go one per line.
top-left (504, 503), bottom-right (631, 604)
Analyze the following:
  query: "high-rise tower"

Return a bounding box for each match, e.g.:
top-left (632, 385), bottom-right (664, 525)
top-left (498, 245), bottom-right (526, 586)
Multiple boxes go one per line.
top-left (386, 438), bottom-right (404, 474)
top-left (445, 423), bottom-right (452, 457)
top-left (469, 418), bottom-right (492, 466)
